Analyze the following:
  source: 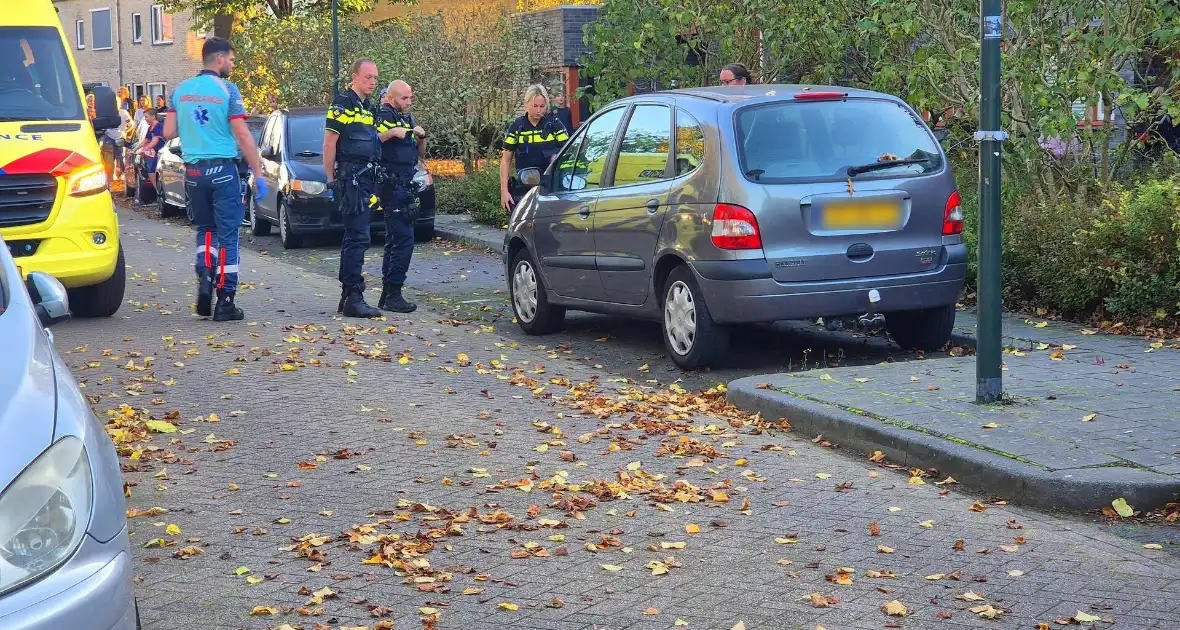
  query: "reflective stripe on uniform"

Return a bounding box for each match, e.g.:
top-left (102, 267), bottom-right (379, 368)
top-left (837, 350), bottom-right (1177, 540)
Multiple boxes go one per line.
top-left (327, 107), bottom-right (374, 125)
top-left (505, 130), bottom-right (568, 145)
top-left (376, 119), bottom-right (412, 132)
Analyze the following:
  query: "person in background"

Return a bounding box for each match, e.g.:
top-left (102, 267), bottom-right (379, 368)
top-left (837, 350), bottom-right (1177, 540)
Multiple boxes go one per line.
top-left (118, 86), bottom-right (132, 112)
top-left (719, 63), bottom-right (753, 86)
top-left (85, 93), bottom-right (97, 123)
top-left (155, 94), bottom-right (167, 112)
top-left (552, 92), bottom-right (573, 133)
top-left (499, 84), bottom-right (568, 211)
top-left (138, 108), bottom-right (164, 193)
top-left (133, 95), bottom-right (150, 127)
top-left (109, 105), bottom-right (131, 179)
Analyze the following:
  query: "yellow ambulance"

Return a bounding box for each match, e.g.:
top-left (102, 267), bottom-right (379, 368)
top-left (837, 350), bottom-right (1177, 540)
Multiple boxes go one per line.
top-left (1, 1), bottom-right (125, 316)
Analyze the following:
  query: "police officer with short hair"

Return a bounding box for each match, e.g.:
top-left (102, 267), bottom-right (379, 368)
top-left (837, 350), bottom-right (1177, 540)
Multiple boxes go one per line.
top-left (374, 80), bottom-right (426, 313)
top-left (323, 59), bottom-right (382, 318)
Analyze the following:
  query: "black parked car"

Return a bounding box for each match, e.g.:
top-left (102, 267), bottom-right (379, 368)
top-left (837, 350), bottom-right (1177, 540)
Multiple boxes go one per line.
top-left (249, 107), bottom-right (436, 248)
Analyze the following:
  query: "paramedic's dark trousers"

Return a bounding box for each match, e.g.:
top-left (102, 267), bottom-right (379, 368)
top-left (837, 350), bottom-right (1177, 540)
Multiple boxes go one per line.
top-left (186, 160), bottom-right (243, 298)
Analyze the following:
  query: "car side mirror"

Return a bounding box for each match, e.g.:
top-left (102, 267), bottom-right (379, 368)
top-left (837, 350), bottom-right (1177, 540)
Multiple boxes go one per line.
top-left (25, 271), bottom-right (71, 328)
top-left (932, 128), bottom-right (949, 142)
top-left (519, 167), bottom-right (542, 188)
top-left (89, 86), bottom-right (120, 131)
top-left (261, 146), bottom-right (276, 160)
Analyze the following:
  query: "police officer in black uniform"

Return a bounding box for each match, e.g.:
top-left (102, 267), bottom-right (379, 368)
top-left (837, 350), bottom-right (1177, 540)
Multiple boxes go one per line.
top-left (499, 84), bottom-right (569, 211)
top-left (323, 58), bottom-right (382, 318)
top-left (374, 80), bottom-right (426, 313)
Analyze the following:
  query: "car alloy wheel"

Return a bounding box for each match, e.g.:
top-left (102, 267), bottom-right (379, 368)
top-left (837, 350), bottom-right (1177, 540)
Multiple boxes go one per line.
top-left (664, 280), bottom-right (697, 356)
top-left (512, 259), bottom-right (539, 323)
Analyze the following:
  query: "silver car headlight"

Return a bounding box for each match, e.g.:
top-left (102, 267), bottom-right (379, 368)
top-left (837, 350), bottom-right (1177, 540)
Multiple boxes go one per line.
top-left (293, 180), bottom-right (326, 195)
top-left (0, 437), bottom-right (93, 594)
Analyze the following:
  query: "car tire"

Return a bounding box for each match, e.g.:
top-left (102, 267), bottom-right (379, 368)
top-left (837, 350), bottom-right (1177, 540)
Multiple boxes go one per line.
top-left (68, 245), bottom-right (126, 318)
top-left (885, 304), bottom-right (956, 351)
top-left (509, 248), bottom-right (564, 335)
top-left (250, 196), bottom-right (272, 236)
top-left (155, 185), bottom-right (171, 218)
top-left (661, 265), bottom-right (728, 370)
top-left (414, 220), bottom-right (435, 243)
top-left (278, 199), bottom-right (302, 249)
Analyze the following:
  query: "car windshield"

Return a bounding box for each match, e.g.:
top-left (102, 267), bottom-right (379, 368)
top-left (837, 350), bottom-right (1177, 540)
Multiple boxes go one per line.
top-left (0, 26), bottom-right (84, 122)
top-left (287, 114), bottom-right (325, 157)
top-left (248, 119), bottom-right (265, 143)
top-left (735, 98), bottom-right (942, 182)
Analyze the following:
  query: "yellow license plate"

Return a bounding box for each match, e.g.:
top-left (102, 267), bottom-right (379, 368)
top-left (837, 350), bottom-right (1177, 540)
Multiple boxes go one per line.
top-left (822, 201), bottom-right (902, 230)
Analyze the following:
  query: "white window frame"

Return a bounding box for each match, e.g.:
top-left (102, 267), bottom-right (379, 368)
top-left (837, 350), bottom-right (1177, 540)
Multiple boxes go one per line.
top-left (150, 5), bottom-right (173, 45)
top-left (131, 12), bottom-right (143, 44)
top-left (75, 19), bottom-right (85, 49)
top-left (147, 82), bottom-right (167, 104)
top-left (90, 8), bottom-right (113, 51)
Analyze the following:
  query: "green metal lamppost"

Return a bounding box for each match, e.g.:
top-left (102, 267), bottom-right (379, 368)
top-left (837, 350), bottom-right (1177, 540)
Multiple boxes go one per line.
top-left (976, 0), bottom-right (1005, 403)
top-left (331, 0), bottom-right (340, 98)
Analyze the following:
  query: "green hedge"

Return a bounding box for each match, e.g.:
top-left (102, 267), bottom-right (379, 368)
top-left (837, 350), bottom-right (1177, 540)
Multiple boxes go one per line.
top-left (960, 157), bottom-right (1180, 322)
top-left (434, 163), bottom-right (507, 228)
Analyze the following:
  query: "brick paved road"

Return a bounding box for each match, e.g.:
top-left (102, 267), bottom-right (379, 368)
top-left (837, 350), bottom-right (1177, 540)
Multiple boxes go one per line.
top-left (56, 209), bottom-right (1180, 630)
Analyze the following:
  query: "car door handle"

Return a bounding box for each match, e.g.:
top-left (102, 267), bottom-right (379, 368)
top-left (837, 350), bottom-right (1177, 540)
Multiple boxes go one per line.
top-left (645, 199), bottom-right (660, 213)
top-left (578, 206), bottom-right (591, 219)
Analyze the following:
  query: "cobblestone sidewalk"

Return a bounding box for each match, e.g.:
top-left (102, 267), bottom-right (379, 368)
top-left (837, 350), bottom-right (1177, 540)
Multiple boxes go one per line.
top-left (54, 209), bottom-right (1180, 630)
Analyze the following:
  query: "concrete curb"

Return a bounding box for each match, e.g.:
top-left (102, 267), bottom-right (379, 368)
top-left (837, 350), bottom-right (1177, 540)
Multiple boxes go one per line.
top-left (727, 376), bottom-right (1180, 512)
top-left (433, 224), bottom-right (501, 253)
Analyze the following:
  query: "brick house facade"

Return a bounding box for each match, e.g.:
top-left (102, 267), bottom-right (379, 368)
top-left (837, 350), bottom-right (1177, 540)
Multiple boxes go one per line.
top-left (54, 0), bottom-right (203, 104)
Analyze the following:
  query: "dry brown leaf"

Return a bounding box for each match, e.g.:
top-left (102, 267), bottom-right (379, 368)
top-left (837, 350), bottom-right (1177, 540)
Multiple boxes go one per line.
top-left (881, 600), bottom-right (907, 616)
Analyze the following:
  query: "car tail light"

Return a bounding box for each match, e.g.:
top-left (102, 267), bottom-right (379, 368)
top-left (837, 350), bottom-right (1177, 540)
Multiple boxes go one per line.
top-left (793, 91), bottom-right (848, 100)
top-left (711, 204), bottom-right (762, 250)
top-left (943, 191), bottom-right (964, 235)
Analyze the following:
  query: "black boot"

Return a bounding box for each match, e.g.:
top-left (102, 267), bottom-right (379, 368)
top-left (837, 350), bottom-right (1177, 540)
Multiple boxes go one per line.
top-left (212, 289), bottom-right (244, 322)
top-left (377, 284), bottom-right (389, 310)
top-left (196, 268), bottom-right (214, 317)
top-left (336, 286), bottom-right (347, 314)
top-left (342, 286), bottom-right (382, 318)
top-left (379, 283), bottom-right (416, 313)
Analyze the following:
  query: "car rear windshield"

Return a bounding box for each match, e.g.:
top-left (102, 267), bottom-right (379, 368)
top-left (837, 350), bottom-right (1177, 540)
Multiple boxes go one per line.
top-left (287, 115), bottom-right (326, 156)
top-left (0, 26), bottom-right (84, 122)
top-left (735, 98), bottom-right (941, 183)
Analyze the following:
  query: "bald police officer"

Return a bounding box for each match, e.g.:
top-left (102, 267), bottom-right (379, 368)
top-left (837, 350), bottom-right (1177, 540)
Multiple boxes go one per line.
top-left (323, 59), bottom-right (382, 318)
top-left (374, 80), bottom-right (426, 313)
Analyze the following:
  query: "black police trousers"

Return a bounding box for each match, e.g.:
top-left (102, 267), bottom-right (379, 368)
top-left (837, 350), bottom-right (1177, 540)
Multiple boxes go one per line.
top-left (335, 162), bottom-right (381, 292)
top-left (379, 169), bottom-right (416, 287)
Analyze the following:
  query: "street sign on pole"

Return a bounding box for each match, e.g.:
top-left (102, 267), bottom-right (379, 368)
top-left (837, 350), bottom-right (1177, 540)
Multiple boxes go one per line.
top-left (976, 0), bottom-right (1004, 403)
top-left (332, 0), bottom-right (340, 98)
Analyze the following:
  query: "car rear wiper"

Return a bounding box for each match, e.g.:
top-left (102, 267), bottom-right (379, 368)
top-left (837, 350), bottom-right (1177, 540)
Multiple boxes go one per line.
top-left (295, 150), bottom-right (321, 157)
top-left (745, 169), bottom-right (765, 181)
top-left (847, 157), bottom-right (932, 177)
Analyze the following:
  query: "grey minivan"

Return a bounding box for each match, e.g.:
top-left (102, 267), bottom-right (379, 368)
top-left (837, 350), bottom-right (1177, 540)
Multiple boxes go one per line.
top-left (0, 238), bottom-right (138, 629)
top-left (503, 85), bottom-right (966, 369)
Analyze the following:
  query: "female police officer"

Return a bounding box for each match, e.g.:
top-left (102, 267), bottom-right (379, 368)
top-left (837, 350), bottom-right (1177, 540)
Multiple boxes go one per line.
top-left (499, 84), bottom-right (569, 211)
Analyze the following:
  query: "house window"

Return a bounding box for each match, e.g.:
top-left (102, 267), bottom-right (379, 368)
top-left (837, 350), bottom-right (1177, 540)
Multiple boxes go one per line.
top-left (75, 19), bottom-right (85, 49)
top-left (151, 5), bottom-right (173, 44)
top-left (90, 8), bottom-right (113, 51)
top-left (131, 13), bottom-right (143, 44)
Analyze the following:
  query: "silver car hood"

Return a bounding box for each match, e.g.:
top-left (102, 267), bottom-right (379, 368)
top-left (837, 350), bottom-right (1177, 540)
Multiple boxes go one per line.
top-left (0, 299), bottom-right (57, 491)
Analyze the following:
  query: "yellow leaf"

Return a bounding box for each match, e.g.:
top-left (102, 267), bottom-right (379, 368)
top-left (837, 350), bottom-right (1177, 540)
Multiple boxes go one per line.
top-left (815, 473), bottom-right (832, 479)
top-left (1081, 413), bottom-right (1098, 422)
top-left (661, 541), bottom-right (686, 549)
top-left (535, 444), bottom-right (549, 452)
top-left (457, 352), bottom-right (470, 363)
top-left (1143, 543), bottom-right (1163, 550)
top-left (887, 506), bottom-right (903, 512)
top-left (956, 591), bottom-right (985, 601)
top-left (1034, 321), bottom-right (1048, 328)
top-left (925, 573), bottom-right (945, 580)
top-left (1062, 344), bottom-right (1077, 350)
top-left (1074, 611), bottom-right (1102, 623)
top-left (919, 520), bottom-right (934, 528)
top-left (419, 607), bottom-right (439, 614)
top-left (600, 564), bottom-right (624, 571)
top-left (498, 602), bottom-right (519, 611)
top-left (165, 524), bottom-right (181, 535)
top-left (819, 373), bottom-right (833, 380)
top-left (225, 368), bottom-right (241, 375)
top-left (281, 364), bottom-right (296, 372)
top-left (775, 537), bottom-right (798, 544)
top-left (1007, 569), bottom-right (1025, 576)
top-left (146, 420), bottom-right (177, 434)
top-left (908, 476), bottom-right (926, 485)
top-left (246, 575), bottom-right (264, 584)
top-left (1111, 497), bottom-right (1134, 518)
top-left (685, 523), bottom-right (701, 534)
top-left (877, 545), bottom-right (894, 554)
top-left (855, 377), bottom-right (872, 383)
top-left (234, 566), bottom-right (250, 576)
top-left (398, 356), bottom-right (410, 365)
top-left (249, 606), bottom-right (279, 615)
top-left (881, 600), bottom-right (907, 616)
top-left (462, 587), bottom-right (484, 595)
top-left (981, 422), bottom-right (999, 429)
